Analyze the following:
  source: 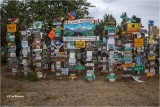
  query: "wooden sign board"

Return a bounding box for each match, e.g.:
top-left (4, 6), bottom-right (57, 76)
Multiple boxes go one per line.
top-left (134, 43), bottom-right (143, 47)
top-left (134, 38), bottom-right (144, 43)
top-left (52, 27), bottom-right (63, 30)
top-left (148, 56), bottom-right (155, 60)
top-left (121, 63), bottom-right (135, 67)
top-left (7, 24), bottom-right (16, 32)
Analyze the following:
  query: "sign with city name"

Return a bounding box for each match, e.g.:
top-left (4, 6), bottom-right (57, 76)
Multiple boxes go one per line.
top-left (121, 63), bottom-right (135, 67)
top-left (63, 36), bottom-right (99, 41)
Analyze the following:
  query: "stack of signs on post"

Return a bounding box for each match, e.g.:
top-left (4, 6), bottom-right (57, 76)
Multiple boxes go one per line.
top-left (147, 20), bottom-right (156, 77)
top-left (32, 30), bottom-right (43, 78)
top-left (42, 42), bottom-right (49, 71)
top-left (6, 22), bottom-right (18, 76)
top-left (85, 51), bottom-right (95, 81)
top-left (134, 38), bottom-right (144, 75)
top-left (122, 43), bottom-right (135, 77)
top-left (21, 30), bottom-right (30, 75)
top-left (105, 20), bottom-right (117, 81)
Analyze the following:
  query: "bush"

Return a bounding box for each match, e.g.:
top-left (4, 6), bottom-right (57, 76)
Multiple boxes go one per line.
top-left (25, 71), bottom-right (38, 81)
top-left (1, 55), bottom-right (7, 63)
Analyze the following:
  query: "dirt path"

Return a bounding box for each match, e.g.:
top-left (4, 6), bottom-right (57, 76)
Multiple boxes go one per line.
top-left (1, 64), bottom-right (159, 106)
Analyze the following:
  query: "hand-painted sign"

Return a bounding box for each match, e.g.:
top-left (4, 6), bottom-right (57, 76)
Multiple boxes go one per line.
top-left (76, 41), bottom-right (85, 48)
top-left (64, 19), bottom-right (98, 36)
top-left (127, 23), bottom-right (139, 33)
top-left (7, 24), bottom-right (17, 32)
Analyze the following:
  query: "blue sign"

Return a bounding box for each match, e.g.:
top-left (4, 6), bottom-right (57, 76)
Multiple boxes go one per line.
top-left (148, 20), bottom-right (154, 26)
top-left (136, 55), bottom-right (141, 65)
top-left (123, 56), bottom-right (132, 63)
top-left (103, 37), bottom-right (107, 43)
top-left (55, 40), bottom-right (62, 45)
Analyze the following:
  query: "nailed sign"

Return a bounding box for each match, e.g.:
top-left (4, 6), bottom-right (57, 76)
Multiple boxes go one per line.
top-left (121, 63), bottom-right (135, 67)
top-left (7, 24), bottom-right (17, 32)
top-left (76, 41), bottom-right (85, 48)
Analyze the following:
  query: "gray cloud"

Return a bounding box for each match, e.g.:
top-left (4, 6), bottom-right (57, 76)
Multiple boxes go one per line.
top-left (87, 0), bottom-right (160, 28)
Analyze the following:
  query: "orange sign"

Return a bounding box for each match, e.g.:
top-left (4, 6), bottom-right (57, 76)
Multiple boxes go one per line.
top-left (134, 43), bottom-right (143, 47)
top-left (7, 24), bottom-right (17, 32)
top-left (134, 38), bottom-right (144, 43)
top-left (121, 63), bottom-right (135, 67)
top-left (127, 23), bottom-right (139, 33)
top-left (147, 73), bottom-right (153, 77)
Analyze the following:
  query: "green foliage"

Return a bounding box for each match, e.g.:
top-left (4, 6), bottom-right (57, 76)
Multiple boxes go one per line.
top-left (25, 71), bottom-right (38, 81)
top-left (1, 55), bottom-right (7, 63)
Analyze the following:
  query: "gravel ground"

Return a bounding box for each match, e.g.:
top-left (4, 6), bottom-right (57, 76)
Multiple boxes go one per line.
top-left (1, 64), bottom-right (159, 106)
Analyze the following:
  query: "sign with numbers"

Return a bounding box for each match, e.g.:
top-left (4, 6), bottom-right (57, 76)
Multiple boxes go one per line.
top-left (133, 66), bottom-right (144, 71)
top-left (76, 41), bottom-right (85, 48)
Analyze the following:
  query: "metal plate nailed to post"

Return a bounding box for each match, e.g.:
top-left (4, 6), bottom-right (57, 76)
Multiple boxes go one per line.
top-left (76, 41), bottom-right (85, 48)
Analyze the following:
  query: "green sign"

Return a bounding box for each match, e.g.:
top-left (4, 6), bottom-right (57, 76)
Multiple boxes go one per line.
top-left (85, 75), bottom-right (95, 79)
top-left (133, 66), bottom-right (144, 71)
top-left (55, 30), bottom-right (61, 35)
top-left (124, 48), bottom-right (132, 51)
top-left (104, 26), bottom-right (117, 31)
top-left (75, 66), bottom-right (85, 70)
top-left (107, 75), bottom-right (117, 79)
top-left (70, 41), bottom-right (75, 46)
top-left (113, 55), bottom-right (120, 60)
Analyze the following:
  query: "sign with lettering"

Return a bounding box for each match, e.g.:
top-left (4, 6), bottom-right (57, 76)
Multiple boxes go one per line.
top-left (133, 66), bottom-right (144, 71)
top-left (121, 63), bottom-right (135, 67)
top-left (7, 24), bottom-right (17, 32)
top-left (63, 36), bottom-right (99, 41)
top-left (148, 56), bottom-right (155, 60)
top-left (76, 41), bottom-right (85, 48)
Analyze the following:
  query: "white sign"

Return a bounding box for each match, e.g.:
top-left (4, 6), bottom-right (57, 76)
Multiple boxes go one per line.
top-left (63, 36), bottom-right (99, 41)
top-left (21, 31), bottom-right (27, 35)
top-left (33, 21), bottom-right (42, 29)
top-left (21, 41), bottom-right (28, 48)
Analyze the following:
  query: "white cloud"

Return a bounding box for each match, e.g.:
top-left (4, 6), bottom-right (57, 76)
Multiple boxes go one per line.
top-left (87, 0), bottom-right (160, 28)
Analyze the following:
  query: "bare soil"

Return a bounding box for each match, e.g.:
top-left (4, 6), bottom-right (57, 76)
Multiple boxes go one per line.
top-left (1, 64), bottom-right (160, 106)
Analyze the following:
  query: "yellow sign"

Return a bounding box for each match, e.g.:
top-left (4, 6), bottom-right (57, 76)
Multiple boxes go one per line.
top-left (149, 39), bottom-right (154, 44)
top-left (127, 23), bottom-right (139, 33)
top-left (76, 41), bottom-right (85, 48)
top-left (134, 38), bottom-right (144, 43)
top-left (148, 56), bottom-right (155, 60)
top-left (121, 63), bottom-right (135, 67)
top-left (58, 52), bottom-right (65, 54)
top-left (134, 43), bottom-right (143, 47)
top-left (7, 24), bottom-right (17, 32)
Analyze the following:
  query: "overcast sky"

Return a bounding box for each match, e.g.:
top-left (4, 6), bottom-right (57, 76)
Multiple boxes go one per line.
top-left (0, 0), bottom-right (159, 28)
top-left (87, 0), bottom-right (160, 28)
